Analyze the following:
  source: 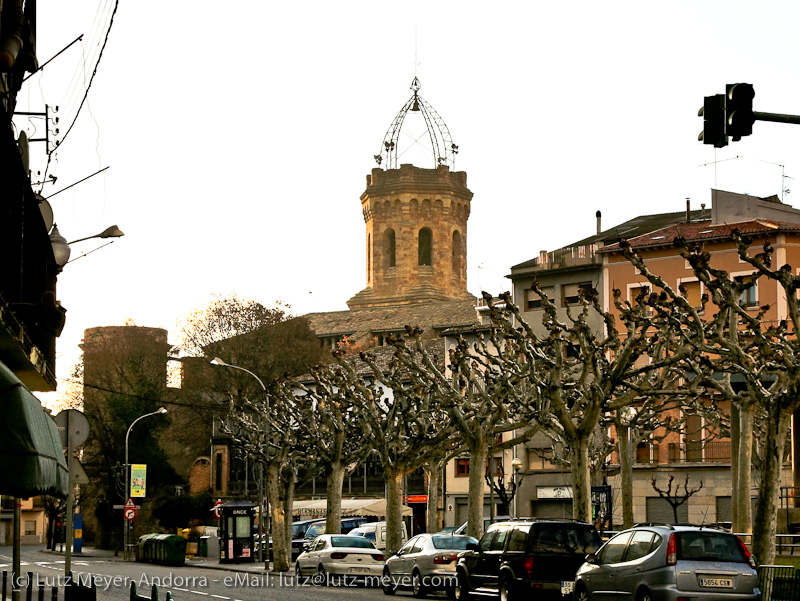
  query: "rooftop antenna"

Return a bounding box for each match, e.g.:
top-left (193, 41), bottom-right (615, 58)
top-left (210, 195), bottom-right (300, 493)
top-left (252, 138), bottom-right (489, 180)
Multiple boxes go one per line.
top-left (759, 160), bottom-right (793, 202)
top-left (698, 155), bottom-right (742, 190)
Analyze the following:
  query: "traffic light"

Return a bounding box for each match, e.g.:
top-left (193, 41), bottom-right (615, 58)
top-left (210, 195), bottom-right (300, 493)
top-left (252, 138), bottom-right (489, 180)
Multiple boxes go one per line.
top-left (726, 83), bottom-right (755, 141)
top-left (699, 94), bottom-right (728, 148)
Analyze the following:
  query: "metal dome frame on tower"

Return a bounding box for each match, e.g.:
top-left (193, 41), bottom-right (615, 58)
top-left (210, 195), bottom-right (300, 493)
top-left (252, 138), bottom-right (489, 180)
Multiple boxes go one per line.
top-left (374, 77), bottom-right (459, 171)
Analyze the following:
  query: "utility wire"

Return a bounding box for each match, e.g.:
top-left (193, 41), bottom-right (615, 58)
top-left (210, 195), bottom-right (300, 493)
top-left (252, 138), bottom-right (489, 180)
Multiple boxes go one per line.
top-left (57, 0), bottom-right (119, 149)
top-left (59, 377), bottom-right (230, 411)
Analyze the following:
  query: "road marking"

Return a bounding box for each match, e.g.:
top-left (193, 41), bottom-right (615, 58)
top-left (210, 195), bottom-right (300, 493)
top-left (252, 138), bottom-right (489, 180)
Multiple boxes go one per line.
top-left (210, 595), bottom-right (230, 599)
top-left (173, 588), bottom-right (189, 592)
top-left (188, 591), bottom-right (208, 595)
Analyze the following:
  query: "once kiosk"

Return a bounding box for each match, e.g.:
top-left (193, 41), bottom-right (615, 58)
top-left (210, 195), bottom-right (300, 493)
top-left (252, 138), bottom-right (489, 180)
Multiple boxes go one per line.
top-left (217, 500), bottom-right (255, 563)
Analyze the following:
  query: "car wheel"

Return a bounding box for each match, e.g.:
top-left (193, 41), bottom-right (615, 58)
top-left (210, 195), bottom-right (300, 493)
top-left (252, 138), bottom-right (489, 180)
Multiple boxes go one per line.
top-left (453, 571), bottom-right (470, 601)
top-left (412, 570), bottom-right (428, 598)
top-left (382, 568), bottom-right (397, 595)
top-left (574, 584), bottom-right (590, 601)
top-left (499, 577), bottom-right (516, 601)
top-left (636, 590), bottom-right (652, 601)
top-left (294, 562), bottom-right (307, 585)
top-left (314, 565), bottom-right (327, 586)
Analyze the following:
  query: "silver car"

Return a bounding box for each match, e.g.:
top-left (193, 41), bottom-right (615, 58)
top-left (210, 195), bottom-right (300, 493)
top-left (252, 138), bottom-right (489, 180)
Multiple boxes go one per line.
top-left (574, 525), bottom-right (760, 601)
top-left (382, 533), bottom-right (478, 598)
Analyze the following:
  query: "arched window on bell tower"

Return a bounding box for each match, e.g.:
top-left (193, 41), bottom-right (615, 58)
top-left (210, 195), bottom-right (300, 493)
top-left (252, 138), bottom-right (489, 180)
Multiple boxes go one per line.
top-left (452, 230), bottom-right (462, 276)
top-left (418, 227), bottom-right (433, 266)
top-left (384, 229), bottom-right (396, 268)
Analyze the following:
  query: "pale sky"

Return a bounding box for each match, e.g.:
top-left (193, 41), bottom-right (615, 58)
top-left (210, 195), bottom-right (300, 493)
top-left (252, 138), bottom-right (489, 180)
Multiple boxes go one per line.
top-left (21, 1), bottom-right (800, 406)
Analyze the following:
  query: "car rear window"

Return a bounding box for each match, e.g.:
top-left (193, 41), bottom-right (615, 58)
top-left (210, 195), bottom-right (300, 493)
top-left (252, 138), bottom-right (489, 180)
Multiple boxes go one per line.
top-left (677, 532), bottom-right (747, 563)
top-left (331, 536), bottom-right (375, 548)
top-left (432, 536), bottom-right (478, 550)
top-left (530, 524), bottom-right (601, 555)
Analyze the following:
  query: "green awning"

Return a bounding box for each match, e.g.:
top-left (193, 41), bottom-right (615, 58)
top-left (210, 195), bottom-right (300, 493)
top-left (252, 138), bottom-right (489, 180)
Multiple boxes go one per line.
top-left (0, 360), bottom-right (68, 498)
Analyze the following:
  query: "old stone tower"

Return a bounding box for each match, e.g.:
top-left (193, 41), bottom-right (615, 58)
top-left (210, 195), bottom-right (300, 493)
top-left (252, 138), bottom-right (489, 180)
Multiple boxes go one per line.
top-left (347, 79), bottom-right (475, 309)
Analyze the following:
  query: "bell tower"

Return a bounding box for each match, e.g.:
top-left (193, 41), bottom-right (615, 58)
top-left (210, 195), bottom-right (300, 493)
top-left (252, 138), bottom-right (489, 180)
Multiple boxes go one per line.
top-left (347, 79), bottom-right (474, 309)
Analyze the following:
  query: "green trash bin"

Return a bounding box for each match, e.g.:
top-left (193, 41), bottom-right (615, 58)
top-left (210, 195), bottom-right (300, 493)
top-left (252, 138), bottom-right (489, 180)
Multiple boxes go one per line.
top-left (199, 536), bottom-right (209, 558)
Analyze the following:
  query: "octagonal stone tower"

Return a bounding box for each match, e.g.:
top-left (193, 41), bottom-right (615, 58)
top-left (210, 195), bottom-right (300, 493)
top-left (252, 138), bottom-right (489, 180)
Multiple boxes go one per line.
top-left (347, 163), bottom-right (474, 308)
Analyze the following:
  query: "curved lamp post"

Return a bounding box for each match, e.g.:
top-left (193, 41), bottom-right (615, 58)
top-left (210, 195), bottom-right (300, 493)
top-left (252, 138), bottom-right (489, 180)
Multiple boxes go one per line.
top-left (210, 357), bottom-right (270, 568)
top-left (123, 407), bottom-right (167, 558)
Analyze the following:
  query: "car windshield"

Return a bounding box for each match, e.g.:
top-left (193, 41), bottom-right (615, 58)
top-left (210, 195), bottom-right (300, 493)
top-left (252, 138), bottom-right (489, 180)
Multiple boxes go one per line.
top-left (331, 536), bottom-right (375, 548)
top-left (530, 524), bottom-right (601, 555)
top-left (677, 531), bottom-right (747, 563)
top-left (306, 524), bottom-right (325, 538)
top-left (292, 523), bottom-right (313, 538)
top-left (432, 535), bottom-right (478, 549)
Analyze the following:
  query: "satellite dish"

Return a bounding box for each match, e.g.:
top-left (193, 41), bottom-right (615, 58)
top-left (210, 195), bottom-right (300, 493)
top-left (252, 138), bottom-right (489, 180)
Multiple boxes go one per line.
top-left (36, 194), bottom-right (54, 231)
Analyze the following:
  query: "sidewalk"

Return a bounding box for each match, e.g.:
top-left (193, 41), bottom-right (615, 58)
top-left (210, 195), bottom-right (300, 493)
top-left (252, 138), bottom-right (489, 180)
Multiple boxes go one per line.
top-left (40, 547), bottom-right (286, 574)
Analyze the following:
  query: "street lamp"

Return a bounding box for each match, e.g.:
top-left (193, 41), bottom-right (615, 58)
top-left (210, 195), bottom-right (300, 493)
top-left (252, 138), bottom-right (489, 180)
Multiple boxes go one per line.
top-left (123, 407), bottom-right (167, 558)
top-left (50, 223), bottom-right (125, 268)
top-left (210, 357), bottom-right (271, 569)
top-left (511, 457), bottom-right (523, 518)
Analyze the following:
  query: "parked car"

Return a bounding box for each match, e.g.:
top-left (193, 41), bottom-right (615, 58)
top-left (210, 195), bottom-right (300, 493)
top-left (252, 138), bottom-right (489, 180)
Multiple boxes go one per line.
top-left (382, 532), bottom-right (478, 597)
top-left (349, 520), bottom-right (408, 551)
top-left (454, 518), bottom-right (601, 600)
top-left (574, 524), bottom-right (760, 601)
top-left (302, 516), bottom-right (374, 542)
top-left (294, 534), bottom-right (385, 584)
top-left (289, 518), bottom-right (326, 560)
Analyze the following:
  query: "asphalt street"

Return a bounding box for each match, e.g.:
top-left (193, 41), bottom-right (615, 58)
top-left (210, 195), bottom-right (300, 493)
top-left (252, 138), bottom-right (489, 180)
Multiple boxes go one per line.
top-left (0, 546), bottom-right (434, 601)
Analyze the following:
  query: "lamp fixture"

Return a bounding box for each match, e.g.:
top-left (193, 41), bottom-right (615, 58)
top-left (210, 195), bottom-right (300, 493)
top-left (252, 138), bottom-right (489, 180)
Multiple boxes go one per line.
top-left (69, 225), bottom-right (124, 245)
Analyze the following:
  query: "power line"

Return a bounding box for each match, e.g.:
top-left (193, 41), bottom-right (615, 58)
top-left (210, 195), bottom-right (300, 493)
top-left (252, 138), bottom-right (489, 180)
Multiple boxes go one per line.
top-left (60, 376), bottom-right (228, 412)
top-left (56, 0), bottom-right (119, 150)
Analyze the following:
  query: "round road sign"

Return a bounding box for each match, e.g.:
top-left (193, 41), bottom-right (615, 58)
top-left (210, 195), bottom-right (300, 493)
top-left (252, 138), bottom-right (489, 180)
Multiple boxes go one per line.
top-left (124, 507), bottom-right (137, 521)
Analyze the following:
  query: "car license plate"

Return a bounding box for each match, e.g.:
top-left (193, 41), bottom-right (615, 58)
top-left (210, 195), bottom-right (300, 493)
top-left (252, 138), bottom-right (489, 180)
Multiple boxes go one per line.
top-left (349, 567), bottom-right (369, 574)
top-left (561, 581), bottom-right (575, 595)
top-left (699, 577), bottom-right (733, 588)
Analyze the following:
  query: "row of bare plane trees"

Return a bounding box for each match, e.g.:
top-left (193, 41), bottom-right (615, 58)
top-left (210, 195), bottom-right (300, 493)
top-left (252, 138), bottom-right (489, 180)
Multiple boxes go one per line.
top-left (214, 231), bottom-right (800, 570)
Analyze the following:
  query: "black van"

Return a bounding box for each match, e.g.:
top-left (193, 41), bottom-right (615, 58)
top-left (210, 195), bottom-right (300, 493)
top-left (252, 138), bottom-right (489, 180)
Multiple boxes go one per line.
top-left (454, 518), bottom-right (601, 600)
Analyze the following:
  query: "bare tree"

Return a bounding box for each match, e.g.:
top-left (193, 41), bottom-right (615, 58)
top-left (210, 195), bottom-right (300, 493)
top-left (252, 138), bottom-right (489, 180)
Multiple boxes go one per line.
top-left (481, 287), bottom-right (700, 523)
top-left (287, 369), bottom-right (370, 538)
top-left (651, 474), bottom-right (704, 524)
top-left (332, 346), bottom-right (459, 555)
top-left (622, 230), bottom-right (800, 563)
top-left (394, 326), bottom-right (540, 538)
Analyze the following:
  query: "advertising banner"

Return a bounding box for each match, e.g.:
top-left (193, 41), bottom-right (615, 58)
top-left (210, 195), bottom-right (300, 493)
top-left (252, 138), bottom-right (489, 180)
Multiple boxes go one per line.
top-left (130, 464), bottom-right (147, 497)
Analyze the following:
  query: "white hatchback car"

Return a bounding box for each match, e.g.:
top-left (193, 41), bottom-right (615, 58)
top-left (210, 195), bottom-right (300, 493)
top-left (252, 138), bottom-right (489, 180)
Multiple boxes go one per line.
top-left (295, 534), bottom-right (385, 585)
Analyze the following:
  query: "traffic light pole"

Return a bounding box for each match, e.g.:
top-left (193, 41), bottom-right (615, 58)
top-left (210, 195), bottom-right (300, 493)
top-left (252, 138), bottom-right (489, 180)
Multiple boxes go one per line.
top-left (753, 111), bottom-right (800, 125)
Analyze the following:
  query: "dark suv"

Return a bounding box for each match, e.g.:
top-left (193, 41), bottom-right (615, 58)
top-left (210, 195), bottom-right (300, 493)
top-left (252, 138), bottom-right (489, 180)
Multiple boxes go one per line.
top-left (454, 518), bottom-right (601, 600)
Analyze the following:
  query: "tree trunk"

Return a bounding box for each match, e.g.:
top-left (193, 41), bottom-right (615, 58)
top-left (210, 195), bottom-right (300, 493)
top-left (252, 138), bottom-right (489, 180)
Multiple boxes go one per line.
top-left (467, 439), bottom-right (490, 538)
top-left (752, 408), bottom-right (791, 565)
top-left (283, 469), bottom-right (295, 562)
top-left (619, 425), bottom-right (635, 529)
top-left (267, 463), bottom-right (289, 571)
top-left (326, 462), bottom-right (345, 534)
top-left (426, 457), bottom-right (441, 533)
top-left (734, 403), bottom-right (754, 533)
top-left (731, 404), bottom-right (740, 530)
top-left (384, 467), bottom-right (405, 555)
top-left (569, 436), bottom-right (592, 522)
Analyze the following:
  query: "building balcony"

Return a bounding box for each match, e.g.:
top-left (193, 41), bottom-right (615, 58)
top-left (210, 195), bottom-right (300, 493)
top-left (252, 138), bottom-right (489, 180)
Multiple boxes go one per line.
top-left (633, 441), bottom-right (731, 465)
top-left (523, 245), bottom-right (602, 273)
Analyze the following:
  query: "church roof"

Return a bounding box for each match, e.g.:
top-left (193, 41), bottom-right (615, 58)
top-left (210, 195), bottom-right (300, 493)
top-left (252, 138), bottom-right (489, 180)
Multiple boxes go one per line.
top-left (304, 299), bottom-right (479, 340)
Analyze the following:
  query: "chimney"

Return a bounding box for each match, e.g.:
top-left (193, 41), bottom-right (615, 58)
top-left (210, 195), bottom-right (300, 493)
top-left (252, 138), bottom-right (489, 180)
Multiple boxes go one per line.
top-left (686, 197), bottom-right (691, 223)
top-left (596, 210), bottom-right (602, 234)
